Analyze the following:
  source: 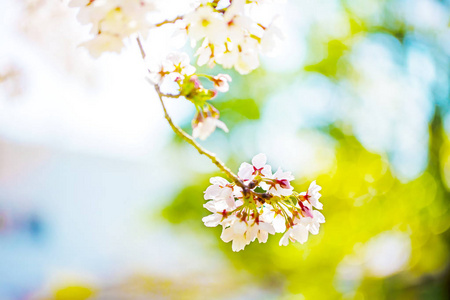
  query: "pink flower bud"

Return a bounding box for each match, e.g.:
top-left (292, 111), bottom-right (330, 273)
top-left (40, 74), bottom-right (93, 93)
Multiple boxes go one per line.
top-left (299, 201), bottom-right (314, 218)
top-left (277, 179), bottom-right (291, 189)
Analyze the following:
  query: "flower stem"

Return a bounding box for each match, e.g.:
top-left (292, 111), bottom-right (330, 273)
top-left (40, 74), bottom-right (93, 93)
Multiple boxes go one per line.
top-left (154, 85), bottom-right (244, 188)
top-left (136, 36), bottom-right (245, 188)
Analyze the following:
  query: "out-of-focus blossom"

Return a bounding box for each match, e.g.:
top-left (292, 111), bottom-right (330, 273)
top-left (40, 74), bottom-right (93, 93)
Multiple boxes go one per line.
top-left (212, 74), bottom-right (232, 92)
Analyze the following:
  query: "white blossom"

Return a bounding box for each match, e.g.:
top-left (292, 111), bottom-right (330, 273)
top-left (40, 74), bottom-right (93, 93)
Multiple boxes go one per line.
top-left (147, 52), bottom-right (196, 85)
top-left (166, 52), bottom-right (196, 78)
top-left (234, 38), bottom-right (260, 74)
top-left (261, 22), bottom-right (284, 55)
top-left (279, 223), bottom-right (309, 246)
top-left (212, 74), bottom-right (232, 92)
top-left (300, 210), bottom-right (325, 235)
top-left (261, 204), bottom-right (287, 233)
top-left (221, 219), bottom-right (249, 252)
top-left (266, 168), bottom-right (294, 197)
top-left (300, 180), bottom-right (323, 209)
top-left (70, 0), bottom-right (155, 57)
top-left (246, 220), bottom-right (276, 243)
top-left (238, 153), bottom-right (272, 182)
top-left (204, 177), bottom-right (237, 210)
top-left (80, 34), bottom-right (124, 58)
top-left (203, 154), bottom-right (325, 251)
top-left (192, 116), bottom-right (229, 140)
top-left (184, 5), bottom-right (228, 45)
top-left (215, 45), bottom-right (240, 68)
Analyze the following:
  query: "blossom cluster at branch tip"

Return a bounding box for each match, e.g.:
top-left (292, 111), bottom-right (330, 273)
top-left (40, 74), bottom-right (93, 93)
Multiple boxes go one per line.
top-left (147, 51), bottom-right (230, 140)
top-left (202, 153), bottom-right (325, 252)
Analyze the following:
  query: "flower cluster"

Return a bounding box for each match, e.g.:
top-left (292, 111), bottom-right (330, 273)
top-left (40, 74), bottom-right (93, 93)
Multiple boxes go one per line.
top-left (203, 153), bottom-right (325, 251)
top-left (148, 51), bottom-right (231, 140)
top-left (69, 0), bottom-right (283, 139)
top-left (69, 0), bottom-right (156, 58)
top-left (70, 0), bottom-right (283, 74)
top-left (183, 0), bottom-right (283, 74)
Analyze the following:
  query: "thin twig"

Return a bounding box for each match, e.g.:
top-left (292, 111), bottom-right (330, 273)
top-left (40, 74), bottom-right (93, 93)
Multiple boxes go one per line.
top-left (135, 37), bottom-right (245, 188)
top-left (154, 85), bottom-right (245, 188)
top-left (136, 37), bottom-right (146, 59)
top-left (154, 16), bottom-right (183, 27)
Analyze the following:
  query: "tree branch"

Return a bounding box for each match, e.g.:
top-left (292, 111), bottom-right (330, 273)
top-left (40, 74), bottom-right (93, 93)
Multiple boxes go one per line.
top-left (153, 85), bottom-right (245, 188)
top-left (154, 16), bottom-right (183, 27)
top-left (136, 36), bottom-right (247, 190)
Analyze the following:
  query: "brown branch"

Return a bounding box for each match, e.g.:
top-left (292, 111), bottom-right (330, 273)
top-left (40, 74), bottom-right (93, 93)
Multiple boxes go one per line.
top-left (154, 16), bottom-right (183, 27)
top-left (154, 85), bottom-right (245, 188)
top-left (136, 36), bottom-right (247, 190)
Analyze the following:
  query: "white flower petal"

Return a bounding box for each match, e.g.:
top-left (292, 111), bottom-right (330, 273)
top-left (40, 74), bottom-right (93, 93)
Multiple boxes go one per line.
top-left (238, 162), bottom-right (253, 181)
top-left (252, 153), bottom-right (267, 168)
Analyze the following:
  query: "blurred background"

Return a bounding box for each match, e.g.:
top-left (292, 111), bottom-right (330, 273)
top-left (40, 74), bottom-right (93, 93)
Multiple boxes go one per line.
top-left (1, 0), bottom-right (450, 299)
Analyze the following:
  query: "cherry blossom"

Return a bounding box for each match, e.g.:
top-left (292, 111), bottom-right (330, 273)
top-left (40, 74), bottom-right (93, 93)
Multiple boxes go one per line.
top-left (300, 180), bottom-right (323, 210)
top-left (300, 209), bottom-right (326, 235)
top-left (204, 177), bottom-right (237, 210)
top-left (266, 168), bottom-right (295, 197)
top-left (192, 115), bottom-right (229, 140)
top-left (279, 223), bottom-right (309, 246)
top-left (212, 74), bottom-right (232, 92)
top-left (203, 153), bottom-right (325, 251)
top-left (238, 153), bottom-right (272, 182)
top-left (184, 5), bottom-right (228, 45)
top-left (69, 1), bottom-right (325, 253)
top-left (70, 0), bottom-right (155, 56)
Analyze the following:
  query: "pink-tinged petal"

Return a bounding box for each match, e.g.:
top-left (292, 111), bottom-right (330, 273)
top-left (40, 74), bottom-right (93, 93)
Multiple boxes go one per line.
top-left (252, 153), bottom-right (267, 168)
top-left (278, 188), bottom-right (294, 197)
top-left (259, 222), bottom-right (276, 235)
top-left (273, 215), bottom-right (286, 233)
top-left (233, 220), bottom-right (247, 235)
top-left (257, 230), bottom-right (269, 243)
top-left (238, 162), bottom-right (253, 180)
top-left (203, 202), bottom-right (217, 213)
top-left (279, 229), bottom-right (291, 246)
top-left (202, 214), bottom-right (222, 227)
top-left (308, 222), bottom-right (320, 235)
top-left (300, 202), bottom-right (314, 218)
top-left (183, 65), bottom-right (196, 76)
top-left (225, 195), bottom-right (236, 210)
top-left (232, 235), bottom-right (247, 252)
top-left (272, 168), bottom-right (282, 179)
top-left (193, 117), bottom-right (216, 140)
top-left (292, 225), bottom-right (309, 244)
top-left (309, 180), bottom-right (322, 193)
top-left (313, 210), bottom-right (326, 223)
top-left (220, 227), bottom-right (234, 243)
top-left (261, 165), bottom-right (272, 177)
top-left (257, 229), bottom-right (269, 243)
top-left (215, 119), bottom-right (229, 133)
top-left (310, 198), bottom-right (323, 210)
top-left (210, 177), bottom-right (229, 186)
top-left (213, 199), bottom-right (228, 212)
top-left (204, 185), bottom-right (222, 200)
top-left (219, 187), bottom-right (233, 198)
top-left (284, 171), bottom-right (295, 181)
top-left (246, 225), bottom-right (258, 242)
top-left (222, 214), bottom-right (237, 227)
top-left (233, 186), bottom-right (244, 198)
